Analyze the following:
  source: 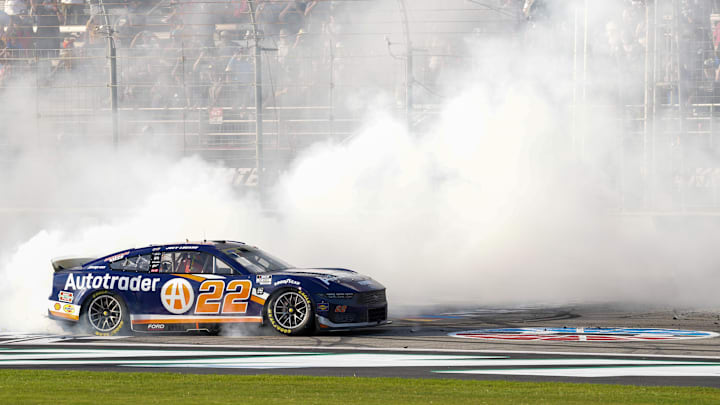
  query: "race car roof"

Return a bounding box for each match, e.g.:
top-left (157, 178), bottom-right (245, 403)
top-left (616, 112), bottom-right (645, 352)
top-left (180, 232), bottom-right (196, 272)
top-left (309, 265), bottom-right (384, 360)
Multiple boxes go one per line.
top-left (150, 240), bottom-right (247, 249)
top-left (89, 240), bottom-right (250, 264)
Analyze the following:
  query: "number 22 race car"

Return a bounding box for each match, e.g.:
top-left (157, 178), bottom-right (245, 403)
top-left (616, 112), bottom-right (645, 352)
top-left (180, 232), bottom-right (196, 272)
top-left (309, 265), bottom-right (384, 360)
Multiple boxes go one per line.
top-left (48, 241), bottom-right (388, 336)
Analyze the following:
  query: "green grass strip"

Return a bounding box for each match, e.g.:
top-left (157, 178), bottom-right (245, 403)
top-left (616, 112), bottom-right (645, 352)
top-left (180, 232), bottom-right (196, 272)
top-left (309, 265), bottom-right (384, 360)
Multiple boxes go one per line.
top-left (0, 369), bottom-right (719, 404)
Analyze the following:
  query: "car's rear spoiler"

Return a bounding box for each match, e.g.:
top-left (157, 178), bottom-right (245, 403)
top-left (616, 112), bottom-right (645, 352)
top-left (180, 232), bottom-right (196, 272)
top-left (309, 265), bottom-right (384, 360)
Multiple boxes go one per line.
top-left (51, 257), bottom-right (96, 272)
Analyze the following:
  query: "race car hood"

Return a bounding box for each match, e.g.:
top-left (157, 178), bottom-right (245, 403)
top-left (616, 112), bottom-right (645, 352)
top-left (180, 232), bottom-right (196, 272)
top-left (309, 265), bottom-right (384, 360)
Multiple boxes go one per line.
top-left (272, 268), bottom-right (385, 291)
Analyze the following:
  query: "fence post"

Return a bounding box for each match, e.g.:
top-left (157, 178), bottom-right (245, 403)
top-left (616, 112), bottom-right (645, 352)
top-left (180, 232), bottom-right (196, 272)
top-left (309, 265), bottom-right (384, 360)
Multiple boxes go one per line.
top-left (248, 1), bottom-right (264, 192)
top-left (398, 0), bottom-right (413, 130)
top-left (93, 0), bottom-right (119, 148)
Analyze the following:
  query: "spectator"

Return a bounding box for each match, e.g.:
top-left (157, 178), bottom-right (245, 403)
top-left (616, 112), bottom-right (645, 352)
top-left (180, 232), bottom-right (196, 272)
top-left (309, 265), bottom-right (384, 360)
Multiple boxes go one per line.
top-left (214, 48), bottom-right (254, 110)
top-left (227, 0), bottom-right (249, 24)
top-left (112, 16), bottom-right (134, 47)
top-left (256, 0), bottom-right (287, 36)
top-left (190, 45), bottom-right (219, 106)
top-left (278, 1), bottom-right (305, 34)
top-left (7, 16), bottom-right (34, 54)
top-left (126, 0), bottom-right (147, 38)
top-left (31, 0), bottom-right (61, 56)
top-left (225, 47), bottom-right (253, 100)
top-left (59, 0), bottom-right (84, 26)
top-left (276, 28), bottom-right (290, 63)
top-left (0, 10), bottom-right (10, 30)
top-left (182, 0), bottom-right (215, 47)
top-left (54, 35), bottom-right (74, 72)
top-left (291, 27), bottom-right (309, 51)
top-left (82, 15), bottom-right (105, 49)
top-left (129, 30), bottom-right (160, 50)
top-left (217, 30), bottom-right (238, 59)
top-left (4, 0), bottom-right (28, 24)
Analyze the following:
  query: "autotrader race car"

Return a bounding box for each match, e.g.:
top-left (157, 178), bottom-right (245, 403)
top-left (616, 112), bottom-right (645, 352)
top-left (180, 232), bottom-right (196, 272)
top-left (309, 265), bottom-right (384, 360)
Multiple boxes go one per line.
top-left (47, 241), bottom-right (388, 336)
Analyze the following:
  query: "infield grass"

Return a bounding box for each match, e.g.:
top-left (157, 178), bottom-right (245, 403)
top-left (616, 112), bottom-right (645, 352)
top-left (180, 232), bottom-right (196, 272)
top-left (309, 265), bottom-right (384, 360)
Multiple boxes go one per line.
top-left (0, 369), bottom-right (718, 404)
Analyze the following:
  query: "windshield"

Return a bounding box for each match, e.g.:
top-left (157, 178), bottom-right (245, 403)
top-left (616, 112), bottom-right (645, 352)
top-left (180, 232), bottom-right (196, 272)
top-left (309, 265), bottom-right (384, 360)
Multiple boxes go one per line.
top-left (225, 247), bottom-right (293, 274)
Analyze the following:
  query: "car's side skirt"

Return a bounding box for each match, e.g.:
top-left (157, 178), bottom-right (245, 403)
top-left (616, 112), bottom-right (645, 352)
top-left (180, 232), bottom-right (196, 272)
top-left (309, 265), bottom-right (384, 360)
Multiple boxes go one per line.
top-left (130, 314), bottom-right (263, 332)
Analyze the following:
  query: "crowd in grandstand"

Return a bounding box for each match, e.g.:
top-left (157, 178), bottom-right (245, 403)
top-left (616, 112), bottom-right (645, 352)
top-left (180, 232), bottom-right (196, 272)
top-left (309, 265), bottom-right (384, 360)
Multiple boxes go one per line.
top-left (0, 0), bottom-right (332, 99)
top-left (3, 0), bottom-right (720, 109)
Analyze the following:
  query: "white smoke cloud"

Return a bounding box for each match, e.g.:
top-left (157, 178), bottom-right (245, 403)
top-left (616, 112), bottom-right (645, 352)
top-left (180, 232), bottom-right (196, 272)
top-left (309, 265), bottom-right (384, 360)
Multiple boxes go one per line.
top-left (1, 0), bottom-right (719, 333)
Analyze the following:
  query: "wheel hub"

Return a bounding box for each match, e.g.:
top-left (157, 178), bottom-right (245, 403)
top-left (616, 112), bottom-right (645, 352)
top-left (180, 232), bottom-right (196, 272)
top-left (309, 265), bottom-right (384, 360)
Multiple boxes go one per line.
top-left (272, 291), bottom-right (308, 331)
top-left (88, 295), bottom-right (122, 333)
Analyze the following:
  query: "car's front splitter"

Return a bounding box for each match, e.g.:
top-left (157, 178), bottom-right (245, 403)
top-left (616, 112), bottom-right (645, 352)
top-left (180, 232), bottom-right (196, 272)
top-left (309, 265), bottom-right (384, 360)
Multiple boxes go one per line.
top-left (316, 315), bottom-right (390, 331)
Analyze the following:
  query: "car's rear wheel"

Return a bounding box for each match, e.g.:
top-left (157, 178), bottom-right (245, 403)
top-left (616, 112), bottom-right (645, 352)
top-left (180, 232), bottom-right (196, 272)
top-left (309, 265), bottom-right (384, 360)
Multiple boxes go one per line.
top-left (81, 291), bottom-right (130, 336)
top-left (266, 289), bottom-right (314, 335)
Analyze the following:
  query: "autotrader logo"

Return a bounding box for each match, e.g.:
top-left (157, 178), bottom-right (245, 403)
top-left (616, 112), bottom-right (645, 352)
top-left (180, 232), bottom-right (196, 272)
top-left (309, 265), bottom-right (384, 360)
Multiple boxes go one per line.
top-left (161, 278), bottom-right (194, 314)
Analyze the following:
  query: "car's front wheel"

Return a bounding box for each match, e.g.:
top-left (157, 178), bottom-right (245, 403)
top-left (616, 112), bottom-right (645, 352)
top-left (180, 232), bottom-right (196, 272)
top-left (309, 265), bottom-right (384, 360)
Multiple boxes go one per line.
top-left (266, 289), bottom-right (314, 335)
top-left (81, 291), bottom-right (130, 336)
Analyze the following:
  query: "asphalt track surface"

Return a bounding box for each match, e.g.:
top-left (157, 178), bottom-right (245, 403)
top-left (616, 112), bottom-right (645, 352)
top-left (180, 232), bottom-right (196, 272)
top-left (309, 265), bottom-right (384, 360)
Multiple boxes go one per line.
top-left (3, 305), bottom-right (720, 387)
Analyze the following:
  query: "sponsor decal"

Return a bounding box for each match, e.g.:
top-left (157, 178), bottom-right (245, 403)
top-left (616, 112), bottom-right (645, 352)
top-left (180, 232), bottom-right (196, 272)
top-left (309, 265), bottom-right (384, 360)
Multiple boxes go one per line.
top-left (104, 251), bottom-right (130, 263)
top-left (449, 328), bottom-right (720, 342)
top-left (273, 279), bottom-right (300, 287)
top-left (256, 287), bottom-right (264, 295)
top-left (318, 275), bottom-right (338, 286)
top-left (49, 301), bottom-right (80, 319)
top-left (160, 278), bottom-right (195, 315)
top-left (334, 305), bottom-right (347, 313)
top-left (86, 265), bottom-right (106, 270)
top-left (58, 291), bottom-right (73, 303)
top-left (165, 246), bottom-right (199, 250)
top-left (317, 303), bottom-right (329, 312)
top-left (150, 252), bottom-right (162, 272)
top-left (256, 275), bottom-right (272, 285)
top-left (147, 324), bottom-right (166, 330)
top-left (130, 315), bottom-right (263, 326)
top-left (63, 273), bottom-right (160, 292)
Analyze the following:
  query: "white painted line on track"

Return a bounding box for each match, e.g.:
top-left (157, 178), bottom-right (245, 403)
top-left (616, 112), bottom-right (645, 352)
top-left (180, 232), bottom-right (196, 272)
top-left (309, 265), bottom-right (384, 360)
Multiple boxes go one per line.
top-left (7, 341), bottom-right (720, 361)
top-left (436, 365), bottom-right (720, 378)
top-left (2, 332), bottom-right (720, 361)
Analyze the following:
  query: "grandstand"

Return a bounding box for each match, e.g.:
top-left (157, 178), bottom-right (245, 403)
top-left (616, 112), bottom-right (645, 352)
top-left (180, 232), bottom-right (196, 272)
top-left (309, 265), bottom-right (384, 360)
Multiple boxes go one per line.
top-left (3, 1), bottom-right (720, 212)
top-left (0, 0), bottom-right (520, 182)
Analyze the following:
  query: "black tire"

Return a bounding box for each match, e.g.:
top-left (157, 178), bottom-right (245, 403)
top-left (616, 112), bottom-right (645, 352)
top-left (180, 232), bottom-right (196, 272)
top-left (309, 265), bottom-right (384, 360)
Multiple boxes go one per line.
top-left (80, 291), bottom-right (130, 336)
top-left (266, 289), bottom-right (314, 335)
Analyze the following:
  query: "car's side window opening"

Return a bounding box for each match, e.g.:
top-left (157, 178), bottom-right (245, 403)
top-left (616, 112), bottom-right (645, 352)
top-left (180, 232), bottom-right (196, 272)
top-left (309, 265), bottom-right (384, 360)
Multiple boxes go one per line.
top-left (225, 247), bottom-right (292, 274)
top-left (214, 257), bottom-right (234, 275)
top-left (159, 251), bottom-right (223, 274)
top-left (110, 254), bottom-right (151, 273)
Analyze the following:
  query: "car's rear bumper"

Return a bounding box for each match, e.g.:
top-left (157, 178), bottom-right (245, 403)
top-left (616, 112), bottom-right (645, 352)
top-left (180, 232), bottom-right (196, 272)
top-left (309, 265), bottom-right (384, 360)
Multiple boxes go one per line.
top-left (47, 300), bottom-right (80, 322)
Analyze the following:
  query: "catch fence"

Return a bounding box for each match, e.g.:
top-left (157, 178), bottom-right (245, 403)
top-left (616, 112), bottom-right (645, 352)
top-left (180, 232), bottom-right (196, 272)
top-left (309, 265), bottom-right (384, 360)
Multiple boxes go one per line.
top-left (0, 0), bottom-right (520, 177)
